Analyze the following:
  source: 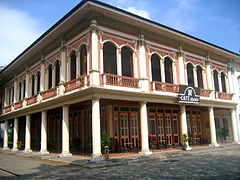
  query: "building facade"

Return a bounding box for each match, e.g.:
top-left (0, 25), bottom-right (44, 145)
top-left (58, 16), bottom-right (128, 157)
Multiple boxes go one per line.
top-left (0, 0), bottom-right (240, 159)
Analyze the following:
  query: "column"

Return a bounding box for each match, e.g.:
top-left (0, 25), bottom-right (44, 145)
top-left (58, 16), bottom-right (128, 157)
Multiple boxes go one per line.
top-left (13, 78), bottom-right (17, 103)
top-left (40, 56), bottom-right (45, 92)
top-left (138, 35), bottom-right (149, 92)
top-left (206, 60), bottom-right (212, 90)
top-left (133, 52), bottom-right (138, 78)
top-left (89, 19), bottom-right (100, 86)
top-left (193, 67), bottom-right (198, 87)
top-left (172, 62), bottom-right (177, 84)
top-left (3, 120), bottom-right (9, 150)
top-left (25, 68), bottom-right (30, 98)
top-left (208, 107), bottom-right (219, 146)
top-left (61, 105), bottom-right (71, 156)
top-left (180, 105), bottom-right (192, 150)
top-left (202, 69), bottom-right (207, 89)
top-left (139, 101), bottom-right (152, 154)
top-left (178, 45), bottom-right (185, 85)
top-left (76, 51), bottom-right (80, 77)
top-left (160, 59), bottom-right (165, 83)
top-left (12, 117), bottom-right (18, 151)
top-left (24, 114), bottom-right (32, 152)
top-left (218, 74), bottom-right (222, 92)
top-left (60, 40), bottom-right (67, 82)
top-left (117, 48), bottom-right (122, 76)
top-left (4, 87), bottom-right (8, 107)
top-left (91, 98), bottom-right (102, 158)
top-left (40, 111), bottom-right (49, 154)
top-left (227, 67), bottom-right (233, 93)
top-left (230, 109), bottom-right (239, 143)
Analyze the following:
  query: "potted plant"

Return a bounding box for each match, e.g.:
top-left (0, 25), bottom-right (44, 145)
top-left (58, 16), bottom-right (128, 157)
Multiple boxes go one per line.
top-left (17, 141), bottom-right (23, 150)
top-left (216, 128), bottom-right (229, 142)
top-left (101, 131), bottom-right (111, 160)
top-left (182, 133), bottom-right (191, 150)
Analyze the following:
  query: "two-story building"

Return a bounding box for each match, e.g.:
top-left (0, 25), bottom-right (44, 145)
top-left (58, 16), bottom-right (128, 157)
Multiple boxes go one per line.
top-left (0, 0), bottom-right (239, 160)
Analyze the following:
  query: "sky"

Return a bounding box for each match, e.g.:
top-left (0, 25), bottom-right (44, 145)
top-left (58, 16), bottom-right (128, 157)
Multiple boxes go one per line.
top-left (0, 0), bottom-right (239, 66)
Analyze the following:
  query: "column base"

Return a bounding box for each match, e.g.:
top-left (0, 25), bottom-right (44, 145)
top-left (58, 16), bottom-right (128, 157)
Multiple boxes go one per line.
top-left (209, 143), bottom-right (220, 147)
top-left (39, 150), bottom-right (49, 155)
top-left (182, 146), bottom-right (192, 151)
top-left (59, 152), bottom-right (72, 157)
top-left (90, 154), bottom-right (104, 162)
top-left (23, 149), bottom-right (32, 153)
top-left (12, 148), bottom-right (18, 152)
top-left (2, 147), bottom-right (9, 151)
top-left (139, 150), bottom-right (152, 155)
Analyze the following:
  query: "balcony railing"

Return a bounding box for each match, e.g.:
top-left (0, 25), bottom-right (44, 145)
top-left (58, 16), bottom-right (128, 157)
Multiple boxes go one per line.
top-left (14, 102), bottom-right (22, 110)
top-left (64, 76), bottom-right (88, 92)
top-left (4, 105), bottom-right (11, 113)
top-left (216, 91), bottom-right (233, 100)
top-left (101, 74), bottom-right (139, 88)
top-left (42, 88), bottom-right (57, 100)
top-left (26, 95), bottom-right (38, 105)
top-left (200, 89), bottom-right (211, 97)
top-left (151, 81), bottom-right (179, 93)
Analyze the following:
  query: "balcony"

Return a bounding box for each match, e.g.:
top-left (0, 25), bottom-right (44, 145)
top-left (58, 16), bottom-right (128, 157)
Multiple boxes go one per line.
top-left (200, 89), bottom-right (211, 97)
top-left (101, 74), bottom-right (139, 88)
top-left (4, 105), bottom-right (11, 113)
top-left (42, 88), bottom-right (57, 100)
top-left (151, 81), bottom-right (179, 93)
top-left (26, 95), bottom-right (38, 105)
top-left (215, 91), bottom-right (233, 100)
top-left (14, 101), bottom-right (22, 110)
top-left (64, 75), bottom-right (89, 92)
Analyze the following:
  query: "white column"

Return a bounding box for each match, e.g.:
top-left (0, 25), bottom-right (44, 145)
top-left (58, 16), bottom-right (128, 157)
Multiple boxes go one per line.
top-left (227, 68), bottom-right (233, 93)
top-left (160, 59), bottom-right (165, 83)
top-left (133, 52), bottom-right (138, 78)
top-left (60, 41), bottom-right (67, 82)
top-left (139, 101), bottom-right (152, 155)
top-left (208, 107), bottom-right (219, 146)
top-left (24, 114), bottom-right (32, 152)
top-left (12, 117), bottom-right (18, 151)
top-left (178, 48), bottom-right (185, 84)
top-left (230, 109), bottom-right (239, 143)
top-left (202, 69), bottom-right (207, 89)
top-left (3, 120), bottom-right (9, 150)
top-left (61, 105), bottom-right (71, 156)
top-left (117, 48), bottom-right (122, 76)
top-left (13, 79), bottom-right (17, 103)
top-left (25, 69), bottom-right (30, 98)
top-left (66, 58), bottom-right (70, 82)
top-left (40, 111), bottom-right (49, 154)
top-left (4, 87), bottom-right (8, 107)
top-left (76, 51), bottom-right (80, 77)
top-left (193, 67), bottom-right (198, 87)
top-left (52, 66), bottom-right (56, 87)
top-left (89, 19), bottom-right (100, 87)
top-left (218, 74), bottom-right (222, 92)
top-left (172, 62), bottom-right (177, 84)
top-left (40, 57), bottom-right (45, 92)
top-left (91, 98), bottom-right (102, 158)
top-left (206, 61), bottom-right (213, 90)
top-left (180, 105), bottom-right (192, 150)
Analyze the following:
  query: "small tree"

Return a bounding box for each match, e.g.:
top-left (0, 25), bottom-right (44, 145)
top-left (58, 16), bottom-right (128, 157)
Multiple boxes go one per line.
top-left (216, 128), bottom-right (229, 142)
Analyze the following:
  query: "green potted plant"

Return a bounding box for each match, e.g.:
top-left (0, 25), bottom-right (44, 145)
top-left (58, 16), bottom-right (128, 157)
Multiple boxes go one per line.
top-left (101, 131), bottom-right (111, 160)
top-left (182, 133), bottom-right (191, 150)
top-left (17, 141), bottom-right (23, 150)
top-left (216, 128), bottom-right (229, 142)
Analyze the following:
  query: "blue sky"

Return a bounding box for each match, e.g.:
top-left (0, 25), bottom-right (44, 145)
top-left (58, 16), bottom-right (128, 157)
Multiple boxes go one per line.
top-left (0, 0), bottom-right (239, 66)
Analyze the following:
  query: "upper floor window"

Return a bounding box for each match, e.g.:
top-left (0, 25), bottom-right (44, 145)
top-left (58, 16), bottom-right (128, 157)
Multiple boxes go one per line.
top-left (37, 71), bottom-right (41, 93)
top-left (23, 80), bottom-right (26, 99)
top-left (70, 51), bottom-right (77, 80)
top-left (221, 72), bottom-right (227, 93)
top-left (80, 45), bottom-right (87, 76)
top-left (121, 46), bottom-right (133, 77)
top-left (48, 64), bottom-right (53, 89)
top-left (55, 60), bottom-right (60, 86)
top-left (196, 65), bottom-right (203, 89)
top-left (151, 54), bottom-right (161, 82)
top-left (164, 57), bottom-right (173, 83)
top-left (103, 42), bottom-right (117, 75)
top-left (18, 82), bottom-right (22, 101)
top-left (31, 75), bottom-right (35, 96)
top-left (187, 63), bottom-right (194, 87)
top-left (213, 70), bottom-right (219, 91)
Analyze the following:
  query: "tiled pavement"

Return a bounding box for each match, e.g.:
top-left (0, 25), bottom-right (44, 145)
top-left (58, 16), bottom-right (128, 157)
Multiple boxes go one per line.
top-left (0, 143), bottom-right (240, 179)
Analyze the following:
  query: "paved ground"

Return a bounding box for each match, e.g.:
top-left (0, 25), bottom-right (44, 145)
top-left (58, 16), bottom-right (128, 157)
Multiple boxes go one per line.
top-left (0, 144), bottom-right (240, 179)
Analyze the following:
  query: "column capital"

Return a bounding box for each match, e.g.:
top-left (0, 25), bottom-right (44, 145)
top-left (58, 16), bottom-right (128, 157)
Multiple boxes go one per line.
top-left (90, 19), bottom-right (98, 33)
top-left (178, 43), bottom-right (184, 57)
top-left (138, 34), bottom-right (146, 46)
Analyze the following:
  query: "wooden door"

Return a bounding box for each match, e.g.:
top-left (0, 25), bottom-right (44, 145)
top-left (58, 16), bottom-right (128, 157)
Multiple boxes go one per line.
top-left (130, 113), bottom-right (139, 148)
top-left (172, 113), bottom-right (179, 144)
top-left (120, 113), bottom-right (129, 147)
top-left (157, 113), bottom-right (165, 144)
top-left (164, 114), bottom-right (172, 145)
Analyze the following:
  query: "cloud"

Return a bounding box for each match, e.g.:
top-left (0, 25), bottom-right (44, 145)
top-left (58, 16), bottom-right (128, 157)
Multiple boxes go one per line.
top-left (125, 6), bottom-right (150, 19)
top-left (0, 5), bottom-right (42, 66)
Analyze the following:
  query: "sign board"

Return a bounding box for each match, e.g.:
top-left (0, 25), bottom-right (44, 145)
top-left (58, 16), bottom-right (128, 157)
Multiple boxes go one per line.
top-left (178, 85), bottom-right (200, 104)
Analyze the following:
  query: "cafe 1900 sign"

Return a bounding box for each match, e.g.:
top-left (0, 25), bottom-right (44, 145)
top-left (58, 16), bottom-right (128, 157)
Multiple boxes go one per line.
top-left (178, 85), bottom-right (200, 104)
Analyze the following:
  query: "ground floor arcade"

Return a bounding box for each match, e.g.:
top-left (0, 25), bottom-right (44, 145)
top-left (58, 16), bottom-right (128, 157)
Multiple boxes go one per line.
top-left (0, 99), bottom-right (239, 158)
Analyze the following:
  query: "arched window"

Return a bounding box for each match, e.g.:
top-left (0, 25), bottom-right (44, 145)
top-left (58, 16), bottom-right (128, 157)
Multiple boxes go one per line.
top-left (164, 57), bottom-right (173, 83)
top-left (151, 54), bottom-right (161, 81)
top-left (121, 46), bottom-right (133, 77)
top-left (18, 82), bottom-right (22, 101)
top-left (23, 80), bottom-right (26, 99)
top-left (213, 70), bottom-right (219, 91)
top-left (31, 75), bottom-right (35, 96)
top-left (48, 64), bottom-right (53, 89)
top-left (37, 71), bottom-right (40, 93)
top-left (197, 65), bottom-right (203, 88)
top-left (221, 72), bottom-right (226, 93)
top-left (55, 60), bottom-right (60, 86)
top-left (103, 42), bottom-right (117, 75)
top-left (80, 45), bottom-right (87, 76)
top-left (70, 51), bottom-right (77, 80)
top-left (187, 63), bottom-right (194, 87)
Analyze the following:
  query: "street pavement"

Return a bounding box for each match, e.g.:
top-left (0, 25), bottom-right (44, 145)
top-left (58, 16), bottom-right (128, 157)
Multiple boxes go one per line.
top-left (0, 144), bottom-right (240, 179)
